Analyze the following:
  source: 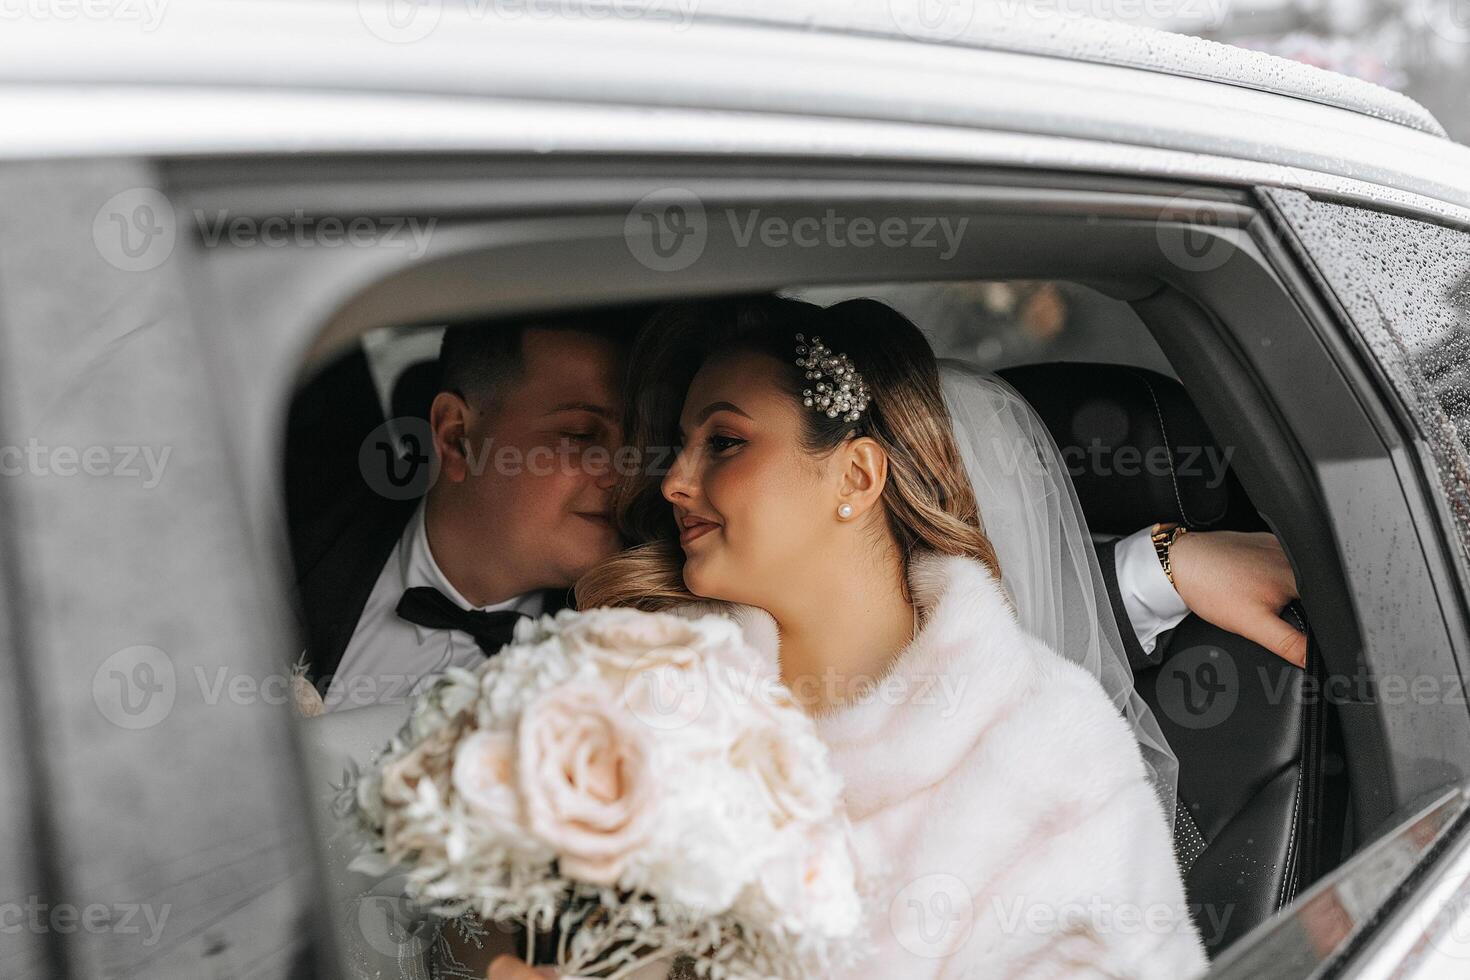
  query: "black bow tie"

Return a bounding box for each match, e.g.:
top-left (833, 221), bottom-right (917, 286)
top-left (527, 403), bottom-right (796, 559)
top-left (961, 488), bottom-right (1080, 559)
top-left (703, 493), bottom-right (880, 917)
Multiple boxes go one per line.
top-left (395, 587), bottom-right (529, 656)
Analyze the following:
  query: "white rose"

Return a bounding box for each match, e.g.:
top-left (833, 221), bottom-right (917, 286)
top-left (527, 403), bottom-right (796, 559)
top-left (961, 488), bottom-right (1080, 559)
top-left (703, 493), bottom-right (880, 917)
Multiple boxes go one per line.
top-left (754, 822), bottom-right (862, 938)
top-left (380, 719), bottom-right (461, 808)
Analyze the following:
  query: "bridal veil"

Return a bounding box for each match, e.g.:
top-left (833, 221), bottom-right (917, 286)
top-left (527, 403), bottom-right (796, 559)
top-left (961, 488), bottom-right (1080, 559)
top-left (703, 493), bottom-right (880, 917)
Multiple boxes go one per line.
top-left (938, 360), bottom-right (1180, 828)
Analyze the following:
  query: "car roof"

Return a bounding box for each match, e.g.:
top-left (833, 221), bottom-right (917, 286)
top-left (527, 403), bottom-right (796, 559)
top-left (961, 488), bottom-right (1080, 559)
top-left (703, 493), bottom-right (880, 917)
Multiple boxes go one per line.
top-left (2, 0), bottom-right (1467, 221)
top-left (654, 0), bottom-right (1447, 138)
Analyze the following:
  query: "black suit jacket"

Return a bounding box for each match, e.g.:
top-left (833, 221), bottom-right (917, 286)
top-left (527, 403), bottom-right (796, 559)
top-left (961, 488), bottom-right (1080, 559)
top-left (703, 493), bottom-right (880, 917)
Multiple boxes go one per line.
top-left (1094, 536), bottom-right (1161, 673)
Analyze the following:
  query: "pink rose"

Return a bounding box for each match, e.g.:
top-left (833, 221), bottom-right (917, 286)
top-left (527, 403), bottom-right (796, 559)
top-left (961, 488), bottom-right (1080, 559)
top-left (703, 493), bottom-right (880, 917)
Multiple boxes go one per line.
top-left (568, 609), bottom-right (754, 736)
top-left (730, 696), bottom-right (840, 829)
top-left (518, 682), bottom-right (659, 885)
top-left (566, 609), bottom-right (705, 669)
top-left (451, 730), bottom-right (522, 829)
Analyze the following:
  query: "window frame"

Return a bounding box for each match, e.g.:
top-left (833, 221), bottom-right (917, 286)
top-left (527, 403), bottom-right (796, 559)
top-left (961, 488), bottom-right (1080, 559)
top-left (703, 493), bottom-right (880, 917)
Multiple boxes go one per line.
top-left (57, 153), bottom-right (1470, 975)
top-left (191, 156), bottom-right (1467, 829)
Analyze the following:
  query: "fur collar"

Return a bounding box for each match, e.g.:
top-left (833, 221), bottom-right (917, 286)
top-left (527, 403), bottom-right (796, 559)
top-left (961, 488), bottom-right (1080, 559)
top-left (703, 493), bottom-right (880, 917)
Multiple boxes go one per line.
top-left (690, 550), bottom-right (1029, 815)
top-left (672, 549), bottom-right (1207, 976)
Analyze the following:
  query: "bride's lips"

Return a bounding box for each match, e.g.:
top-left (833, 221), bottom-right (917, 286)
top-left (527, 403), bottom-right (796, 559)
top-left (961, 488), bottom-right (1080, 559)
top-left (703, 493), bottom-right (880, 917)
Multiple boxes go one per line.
top-left (678, 514), bottom-right (720, 547)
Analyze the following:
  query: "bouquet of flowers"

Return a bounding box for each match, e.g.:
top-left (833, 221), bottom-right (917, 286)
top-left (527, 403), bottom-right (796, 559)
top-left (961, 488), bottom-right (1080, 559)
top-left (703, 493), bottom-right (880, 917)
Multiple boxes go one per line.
top-left (342, 606), bottom-right (867, 979)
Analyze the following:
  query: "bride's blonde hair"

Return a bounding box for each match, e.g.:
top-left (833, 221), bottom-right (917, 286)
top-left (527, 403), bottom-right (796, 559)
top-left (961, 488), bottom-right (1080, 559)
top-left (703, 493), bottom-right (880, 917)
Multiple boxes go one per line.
top-left (575, 296), bottom-right (1000, 611)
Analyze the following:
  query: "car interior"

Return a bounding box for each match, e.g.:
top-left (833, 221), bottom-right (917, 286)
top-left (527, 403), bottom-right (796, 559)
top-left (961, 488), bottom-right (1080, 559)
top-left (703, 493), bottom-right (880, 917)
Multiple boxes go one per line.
top-left (284, 278), bottom-right (1351, 958)
top-left (216, 157), bottom-right (1470, 980)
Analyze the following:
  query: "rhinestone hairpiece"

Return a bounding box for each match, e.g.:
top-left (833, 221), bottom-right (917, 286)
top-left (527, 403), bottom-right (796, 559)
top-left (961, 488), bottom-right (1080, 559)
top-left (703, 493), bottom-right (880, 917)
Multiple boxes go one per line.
top-left (795, 333), bottom-right (870, 423)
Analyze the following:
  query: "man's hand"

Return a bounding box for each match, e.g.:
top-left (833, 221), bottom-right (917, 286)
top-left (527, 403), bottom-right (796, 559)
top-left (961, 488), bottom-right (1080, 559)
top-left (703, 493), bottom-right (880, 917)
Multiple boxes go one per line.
top-left (1168, 530), bottom-right (1306, 668)
top-left (488, 955), bottom-right (559, 979)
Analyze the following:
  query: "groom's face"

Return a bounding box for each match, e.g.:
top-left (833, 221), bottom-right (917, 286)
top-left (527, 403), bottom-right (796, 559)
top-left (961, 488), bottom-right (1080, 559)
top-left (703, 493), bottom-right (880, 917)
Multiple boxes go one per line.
top-left (434, 327), bottom-right (625, 589)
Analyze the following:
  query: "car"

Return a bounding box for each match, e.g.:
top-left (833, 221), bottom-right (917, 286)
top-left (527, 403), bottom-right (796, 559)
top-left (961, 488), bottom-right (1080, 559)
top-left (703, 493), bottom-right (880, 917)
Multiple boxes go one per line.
top-left (3, 2), bottom-right (1470, 978)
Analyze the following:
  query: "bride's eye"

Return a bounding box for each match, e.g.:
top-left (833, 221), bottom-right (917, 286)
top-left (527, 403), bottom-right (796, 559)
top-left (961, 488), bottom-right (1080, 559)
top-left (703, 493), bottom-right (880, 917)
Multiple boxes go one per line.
top-left (708, 434), bottom-right (745, 454)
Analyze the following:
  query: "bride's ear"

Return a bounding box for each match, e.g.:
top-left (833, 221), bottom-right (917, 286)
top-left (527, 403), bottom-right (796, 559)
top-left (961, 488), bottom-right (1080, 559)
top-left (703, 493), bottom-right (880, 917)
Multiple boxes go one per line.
top-left (836, 437), bottom-right (888, 517)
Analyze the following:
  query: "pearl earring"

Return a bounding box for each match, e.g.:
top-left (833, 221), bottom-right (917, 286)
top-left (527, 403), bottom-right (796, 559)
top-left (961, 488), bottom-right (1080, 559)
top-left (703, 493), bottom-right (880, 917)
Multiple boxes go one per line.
top-left (837, 503), bottom-right (854, 520)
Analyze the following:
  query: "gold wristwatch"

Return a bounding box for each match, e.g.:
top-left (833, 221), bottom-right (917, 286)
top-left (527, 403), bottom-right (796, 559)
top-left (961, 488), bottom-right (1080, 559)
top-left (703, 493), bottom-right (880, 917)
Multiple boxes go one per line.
top-left (1151, 522), bottom-right (1189, 588)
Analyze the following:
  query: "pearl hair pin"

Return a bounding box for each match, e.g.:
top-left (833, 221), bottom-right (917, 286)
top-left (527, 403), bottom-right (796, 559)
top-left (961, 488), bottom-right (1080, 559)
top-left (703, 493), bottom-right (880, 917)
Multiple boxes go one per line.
top-left (796, 333), bottom-right (871, 423)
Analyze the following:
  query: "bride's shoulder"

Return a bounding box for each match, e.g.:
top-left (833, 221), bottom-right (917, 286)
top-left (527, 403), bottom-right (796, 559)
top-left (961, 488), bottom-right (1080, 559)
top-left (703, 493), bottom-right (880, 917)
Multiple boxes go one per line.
top-left (913, 551), bottom-right (1138, 742)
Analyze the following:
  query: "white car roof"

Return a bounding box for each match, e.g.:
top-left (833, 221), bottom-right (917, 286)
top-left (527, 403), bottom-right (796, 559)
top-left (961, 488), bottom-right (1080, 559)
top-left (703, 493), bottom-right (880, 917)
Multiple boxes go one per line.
top-left (650, 0), bottom-right (1446, 137)
top-left (2, 0), bottom-right (1466, 219)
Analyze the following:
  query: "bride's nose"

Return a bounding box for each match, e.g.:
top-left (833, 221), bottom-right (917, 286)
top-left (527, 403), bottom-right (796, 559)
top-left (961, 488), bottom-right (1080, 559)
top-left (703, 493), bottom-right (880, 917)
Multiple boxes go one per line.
top-left (661, 446), bottom-right (698, 504)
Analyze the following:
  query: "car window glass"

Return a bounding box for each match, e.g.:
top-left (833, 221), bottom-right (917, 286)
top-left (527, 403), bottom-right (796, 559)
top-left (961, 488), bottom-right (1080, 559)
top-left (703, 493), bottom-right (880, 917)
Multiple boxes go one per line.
top-left (1264, 189), bottom-right (1470, 558)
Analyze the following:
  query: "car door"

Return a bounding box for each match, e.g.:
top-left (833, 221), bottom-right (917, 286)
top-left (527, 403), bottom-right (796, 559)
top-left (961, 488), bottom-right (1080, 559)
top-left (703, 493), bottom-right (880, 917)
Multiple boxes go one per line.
top-left (1217, 187), bottom-right (1470, 977)
top-left (0, 159), bottom-right (325, 980)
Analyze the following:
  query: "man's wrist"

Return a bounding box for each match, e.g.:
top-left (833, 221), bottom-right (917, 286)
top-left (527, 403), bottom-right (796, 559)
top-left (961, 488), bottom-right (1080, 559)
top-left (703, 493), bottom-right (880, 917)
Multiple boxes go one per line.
top-left (1150, 522), bottom-right (1190, 589)
top-left (1115, 526), bottom-right (1190, 654)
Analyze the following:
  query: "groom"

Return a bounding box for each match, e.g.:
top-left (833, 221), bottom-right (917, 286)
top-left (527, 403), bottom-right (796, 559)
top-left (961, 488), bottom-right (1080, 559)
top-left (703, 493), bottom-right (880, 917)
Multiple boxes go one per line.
top-left (293, 308), bottom-right (1304, 712)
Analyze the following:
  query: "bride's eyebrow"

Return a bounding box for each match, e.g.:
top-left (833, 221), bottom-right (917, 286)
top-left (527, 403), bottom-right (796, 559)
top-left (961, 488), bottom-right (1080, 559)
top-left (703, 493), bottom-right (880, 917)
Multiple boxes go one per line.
top-left (695, 401), bottom-right (753, 424)
top-left (678, 401), bottom-right (753, 438)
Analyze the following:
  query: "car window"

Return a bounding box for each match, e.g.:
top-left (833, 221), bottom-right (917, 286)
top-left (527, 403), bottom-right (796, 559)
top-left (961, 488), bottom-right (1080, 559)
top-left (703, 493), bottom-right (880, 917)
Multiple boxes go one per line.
top-left (1263, 189), bottom-right (1470, 559)
top-left (356, 282), bottom-right (1177, 415)
top-left (787, 281), bottom-right (1175, 375)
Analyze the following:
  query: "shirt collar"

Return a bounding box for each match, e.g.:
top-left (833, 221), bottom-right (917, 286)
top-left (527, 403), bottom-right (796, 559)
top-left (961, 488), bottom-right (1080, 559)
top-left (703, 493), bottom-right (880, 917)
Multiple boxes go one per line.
top-left (398, 503), bottom-right (546, 644)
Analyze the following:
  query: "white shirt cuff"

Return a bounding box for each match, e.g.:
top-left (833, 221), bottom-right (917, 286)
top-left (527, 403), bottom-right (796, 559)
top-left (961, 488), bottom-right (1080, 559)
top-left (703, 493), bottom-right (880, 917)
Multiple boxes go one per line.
top-left (1114, 527), bottom-right (1190, 655)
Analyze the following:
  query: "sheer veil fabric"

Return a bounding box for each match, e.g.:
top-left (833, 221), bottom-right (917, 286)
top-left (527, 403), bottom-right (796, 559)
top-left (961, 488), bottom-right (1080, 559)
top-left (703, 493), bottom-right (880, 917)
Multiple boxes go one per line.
top-left (938, 360), bottom-right (1180, 828)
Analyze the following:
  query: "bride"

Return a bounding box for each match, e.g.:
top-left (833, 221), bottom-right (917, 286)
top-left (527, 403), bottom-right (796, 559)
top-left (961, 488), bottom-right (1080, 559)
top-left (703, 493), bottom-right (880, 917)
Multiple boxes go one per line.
top-left (488, 295), bottom-right (1207, 978)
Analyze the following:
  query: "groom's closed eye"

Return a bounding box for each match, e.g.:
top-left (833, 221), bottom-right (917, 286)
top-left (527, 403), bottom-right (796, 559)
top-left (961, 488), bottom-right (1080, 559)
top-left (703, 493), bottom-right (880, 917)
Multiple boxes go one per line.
top-left (542, 405), bottom-right (618, 444)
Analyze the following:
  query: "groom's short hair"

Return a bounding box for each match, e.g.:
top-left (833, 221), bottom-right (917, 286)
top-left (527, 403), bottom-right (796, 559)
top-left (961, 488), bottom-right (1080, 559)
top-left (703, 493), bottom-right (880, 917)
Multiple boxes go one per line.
top-left (438, 304), bottom-right (651, 407)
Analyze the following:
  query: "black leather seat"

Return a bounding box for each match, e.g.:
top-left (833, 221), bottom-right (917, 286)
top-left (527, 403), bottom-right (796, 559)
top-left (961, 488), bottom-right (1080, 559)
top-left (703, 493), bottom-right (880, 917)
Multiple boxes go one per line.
top-left (998, 362), bottom-right (1343, 955)
top-left (284, 345), bottom-right (390, 577)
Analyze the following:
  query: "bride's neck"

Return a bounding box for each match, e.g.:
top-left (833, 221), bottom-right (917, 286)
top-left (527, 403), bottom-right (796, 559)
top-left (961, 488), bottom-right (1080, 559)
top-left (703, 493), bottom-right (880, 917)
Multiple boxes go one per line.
top-left (771, 538), bottom-right (915, 714)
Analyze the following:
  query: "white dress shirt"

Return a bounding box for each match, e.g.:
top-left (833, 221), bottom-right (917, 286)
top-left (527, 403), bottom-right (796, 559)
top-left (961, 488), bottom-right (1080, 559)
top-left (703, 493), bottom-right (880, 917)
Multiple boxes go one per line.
top-left (1113, 526), bottom-right (1190, 655)
top-left (324, 503), bottom-right (544, 713)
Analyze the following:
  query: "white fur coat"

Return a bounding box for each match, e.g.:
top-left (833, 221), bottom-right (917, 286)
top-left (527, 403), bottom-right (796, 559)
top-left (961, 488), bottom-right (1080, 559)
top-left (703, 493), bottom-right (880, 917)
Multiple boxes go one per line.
top-left (677, 550), bottom-right (1207, 980)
